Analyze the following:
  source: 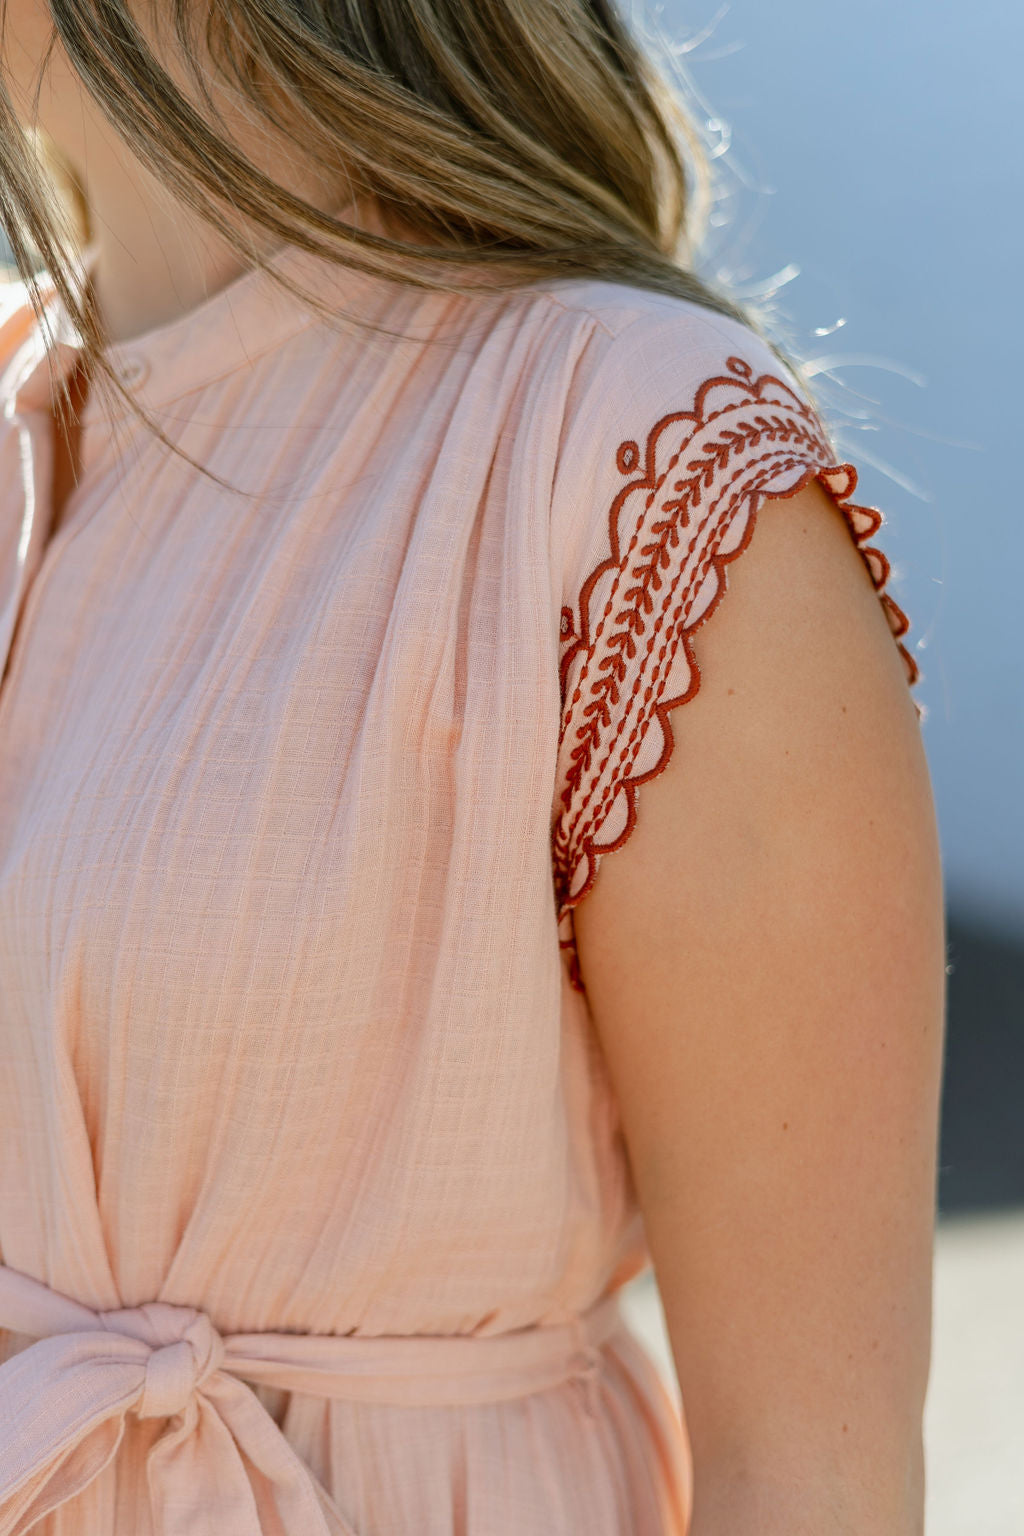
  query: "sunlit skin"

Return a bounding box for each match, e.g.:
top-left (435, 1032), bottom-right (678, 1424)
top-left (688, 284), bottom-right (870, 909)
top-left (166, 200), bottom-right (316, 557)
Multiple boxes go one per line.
top-left (573, 477), bottom-right (944, 1534)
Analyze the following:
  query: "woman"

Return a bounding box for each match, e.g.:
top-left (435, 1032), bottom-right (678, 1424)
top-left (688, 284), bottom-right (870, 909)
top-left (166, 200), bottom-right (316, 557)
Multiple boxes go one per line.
top-left (0, 1), bottom-right (945, 1533)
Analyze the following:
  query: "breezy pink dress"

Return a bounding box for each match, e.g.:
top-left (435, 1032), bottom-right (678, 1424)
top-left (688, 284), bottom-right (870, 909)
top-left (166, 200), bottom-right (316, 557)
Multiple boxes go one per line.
top-left (0, 200), bottom-right (920, 1535)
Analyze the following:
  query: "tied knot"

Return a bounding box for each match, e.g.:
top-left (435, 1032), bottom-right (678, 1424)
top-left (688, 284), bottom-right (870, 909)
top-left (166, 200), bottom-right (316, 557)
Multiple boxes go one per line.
top-left (99, 1299), bottom-right (226, 1420)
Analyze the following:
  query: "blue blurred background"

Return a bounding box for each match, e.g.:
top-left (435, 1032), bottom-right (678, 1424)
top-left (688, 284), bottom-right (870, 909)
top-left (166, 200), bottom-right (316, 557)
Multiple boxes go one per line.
top-left (657, 0), bottom-right (1023, 1216)
top-left (616, 11), bottom-right (1023, 1532)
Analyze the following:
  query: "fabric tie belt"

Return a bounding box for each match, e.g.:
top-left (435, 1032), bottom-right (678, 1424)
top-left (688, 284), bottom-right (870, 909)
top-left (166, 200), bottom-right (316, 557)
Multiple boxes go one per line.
top-left (0, 1262), bottom-right (626, 1535)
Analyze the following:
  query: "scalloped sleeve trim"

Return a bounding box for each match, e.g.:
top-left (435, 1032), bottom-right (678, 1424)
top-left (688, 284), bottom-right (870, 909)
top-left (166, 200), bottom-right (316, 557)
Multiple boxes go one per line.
top-left (551, 353), bottom-right (922, 998)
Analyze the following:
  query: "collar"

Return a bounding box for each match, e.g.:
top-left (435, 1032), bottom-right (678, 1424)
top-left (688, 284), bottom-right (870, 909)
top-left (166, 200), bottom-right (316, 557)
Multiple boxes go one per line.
top-left (5, 194), bottom-right (397, 424)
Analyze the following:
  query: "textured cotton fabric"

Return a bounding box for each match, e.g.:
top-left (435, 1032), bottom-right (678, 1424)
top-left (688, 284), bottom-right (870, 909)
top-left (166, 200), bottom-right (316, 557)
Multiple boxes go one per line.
top-left (0, 201), bottom-right (919, 1536)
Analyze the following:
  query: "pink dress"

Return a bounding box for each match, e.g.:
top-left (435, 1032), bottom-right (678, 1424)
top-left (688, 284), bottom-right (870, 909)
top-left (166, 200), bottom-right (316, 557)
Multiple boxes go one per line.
top-left (0, 200), bottom-right (920, 1535)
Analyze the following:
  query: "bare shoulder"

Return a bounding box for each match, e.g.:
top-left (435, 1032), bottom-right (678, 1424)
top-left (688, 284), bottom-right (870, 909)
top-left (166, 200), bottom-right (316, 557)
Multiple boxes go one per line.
top-left (573, 474), bottom-right (935, 1016)
top-left (573, 474), bottom-right (945, 1510)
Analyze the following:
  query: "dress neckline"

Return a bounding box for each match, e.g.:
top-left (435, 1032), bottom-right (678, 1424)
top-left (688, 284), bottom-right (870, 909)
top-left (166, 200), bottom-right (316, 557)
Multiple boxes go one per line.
top-left (5, 193), bottom-right (406, 424)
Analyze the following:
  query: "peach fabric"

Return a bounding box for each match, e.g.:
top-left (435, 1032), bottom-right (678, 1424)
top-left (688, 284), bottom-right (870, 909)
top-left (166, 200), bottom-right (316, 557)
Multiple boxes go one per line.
top-left (0, 204), bottom-right (920, 1536)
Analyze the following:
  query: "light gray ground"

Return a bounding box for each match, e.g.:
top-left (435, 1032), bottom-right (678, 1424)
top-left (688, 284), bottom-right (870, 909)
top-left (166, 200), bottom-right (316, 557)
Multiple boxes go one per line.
top-left (619, 1210), bottom-right (1024, 1535)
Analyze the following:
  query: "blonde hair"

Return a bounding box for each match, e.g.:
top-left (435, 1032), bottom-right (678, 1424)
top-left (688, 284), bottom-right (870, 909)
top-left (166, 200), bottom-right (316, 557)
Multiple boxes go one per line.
top-left (0, 0), bottom-right (814, 484)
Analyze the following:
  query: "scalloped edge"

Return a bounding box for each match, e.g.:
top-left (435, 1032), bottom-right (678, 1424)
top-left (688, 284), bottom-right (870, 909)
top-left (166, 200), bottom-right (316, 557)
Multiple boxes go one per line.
top-left (556, 458), bottom-right (923, 997)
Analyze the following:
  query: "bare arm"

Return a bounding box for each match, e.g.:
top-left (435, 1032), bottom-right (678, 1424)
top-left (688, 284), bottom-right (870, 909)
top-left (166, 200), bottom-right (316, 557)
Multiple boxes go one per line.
top-left (572, 480), bottom-right (946, 1536)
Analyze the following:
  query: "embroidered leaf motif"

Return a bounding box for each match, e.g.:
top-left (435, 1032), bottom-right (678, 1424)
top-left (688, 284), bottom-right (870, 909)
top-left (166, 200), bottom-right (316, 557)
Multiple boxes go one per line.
top-left (552, 355), bottom-right (922, 997)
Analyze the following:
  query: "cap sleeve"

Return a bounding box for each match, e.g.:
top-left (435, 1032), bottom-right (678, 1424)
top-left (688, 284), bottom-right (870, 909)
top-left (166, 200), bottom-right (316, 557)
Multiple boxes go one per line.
top-left (549, 299), bottom-right (921, 997)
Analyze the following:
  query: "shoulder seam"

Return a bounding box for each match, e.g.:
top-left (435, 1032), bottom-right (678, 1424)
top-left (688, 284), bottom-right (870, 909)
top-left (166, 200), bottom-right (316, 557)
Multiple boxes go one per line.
top-left (531, 287), bottom-right (622, 341)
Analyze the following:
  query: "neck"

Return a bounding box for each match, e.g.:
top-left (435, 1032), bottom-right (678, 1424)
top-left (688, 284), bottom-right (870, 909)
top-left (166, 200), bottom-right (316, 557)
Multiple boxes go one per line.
top-left (79, 148), bottom-right (349, 348)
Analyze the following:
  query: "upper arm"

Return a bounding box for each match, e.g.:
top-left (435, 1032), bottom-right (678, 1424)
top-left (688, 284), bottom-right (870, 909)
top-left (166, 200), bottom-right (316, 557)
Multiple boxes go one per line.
top-left (547, 304), bottom-right (945, 1521)
top-left (573, 476), bottom-right (945, 1510)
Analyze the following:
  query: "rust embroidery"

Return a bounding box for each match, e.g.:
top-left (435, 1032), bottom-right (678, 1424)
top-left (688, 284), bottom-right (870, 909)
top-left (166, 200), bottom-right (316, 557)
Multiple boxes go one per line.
top-left (552, 355), bottom-right (922, 996)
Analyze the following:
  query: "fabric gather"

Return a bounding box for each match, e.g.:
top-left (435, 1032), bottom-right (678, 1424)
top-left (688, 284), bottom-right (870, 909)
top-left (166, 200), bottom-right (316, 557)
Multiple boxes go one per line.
top-left (0, 1264), bottom-right (626, 1536)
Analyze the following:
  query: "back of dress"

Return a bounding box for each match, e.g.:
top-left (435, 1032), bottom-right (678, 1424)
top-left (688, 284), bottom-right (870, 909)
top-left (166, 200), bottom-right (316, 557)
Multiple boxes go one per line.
top-left (0, 243), bottom-right (918, 1534)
